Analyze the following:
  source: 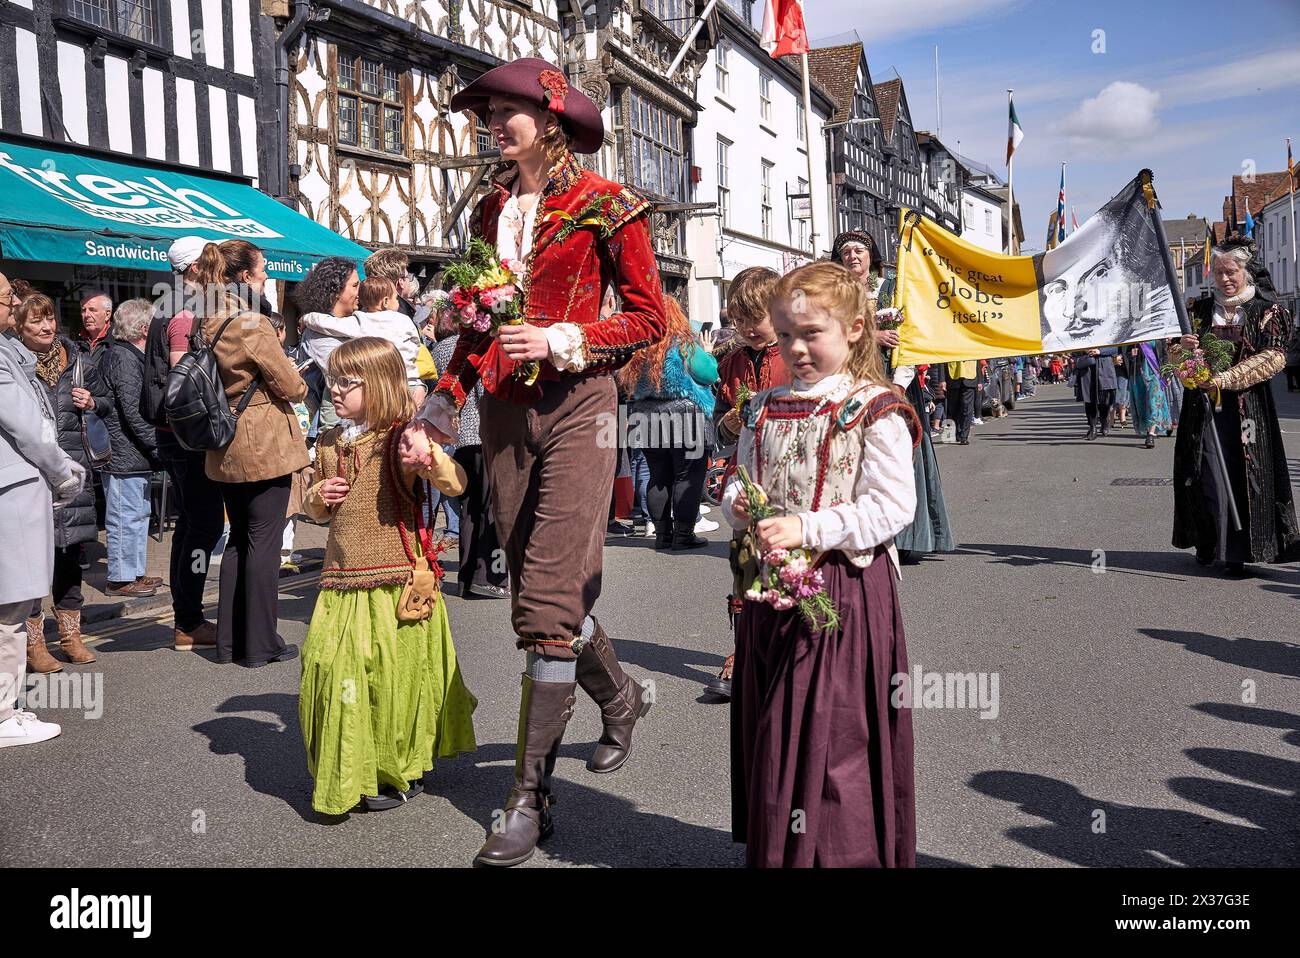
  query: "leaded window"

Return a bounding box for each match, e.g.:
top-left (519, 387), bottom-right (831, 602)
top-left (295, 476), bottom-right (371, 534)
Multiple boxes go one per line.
top-left (629, 90), bottom-right (684, 200)
top-left (336, 50), bottom-right (407, 157)
top-left (64, 0), bottom-right (161, 45)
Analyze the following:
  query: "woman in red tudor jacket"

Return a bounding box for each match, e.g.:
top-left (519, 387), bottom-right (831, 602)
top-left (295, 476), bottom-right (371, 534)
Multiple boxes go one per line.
top-left (403, 59), bottom-right (668, 867)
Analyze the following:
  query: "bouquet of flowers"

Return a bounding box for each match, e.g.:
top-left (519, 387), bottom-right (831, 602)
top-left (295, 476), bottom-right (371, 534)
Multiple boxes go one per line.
top-left (432, 237), bottom-right (538, 385)
top-left (875, 306), bottom-right (903, 366)
top-left (734, 465), bottom-right (842, 633)
top-left (732, 381), bottom-right (753, 418)
top-left (1161, 329), bottom-right (1233, 396)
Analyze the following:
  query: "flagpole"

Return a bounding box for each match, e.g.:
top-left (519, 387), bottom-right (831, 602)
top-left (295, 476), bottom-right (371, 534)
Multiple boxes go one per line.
top-left (666, 0), bottom-right (720, 76)
top-left (801, 51), bottom-right (819, 258)
top-left (1006, 89), bottom-right (1015, 255)
top-left (1288, 137), bottom-right (1297, 277)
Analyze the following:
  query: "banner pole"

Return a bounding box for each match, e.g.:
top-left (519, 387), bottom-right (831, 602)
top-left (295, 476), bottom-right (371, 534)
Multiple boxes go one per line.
top-left (1142, 169), bottom-right (1192, 336)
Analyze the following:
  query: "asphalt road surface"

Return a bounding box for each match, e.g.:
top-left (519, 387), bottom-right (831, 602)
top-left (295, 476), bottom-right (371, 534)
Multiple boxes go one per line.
top-left (5, 382), bottom-right (1298, 868)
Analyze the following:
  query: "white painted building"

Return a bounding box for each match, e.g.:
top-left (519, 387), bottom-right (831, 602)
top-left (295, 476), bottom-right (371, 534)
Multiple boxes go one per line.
top-left (685, 0), bottom-right (833, 327)
top-left (961, 185), bottom-right (1003, 253)
top-left (1257, 170), bottom-right (1299, 308)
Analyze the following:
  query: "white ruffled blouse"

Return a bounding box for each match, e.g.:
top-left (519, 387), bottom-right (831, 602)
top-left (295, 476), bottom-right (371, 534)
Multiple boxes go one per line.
top-left (720, 373), bottom-right (917, 571)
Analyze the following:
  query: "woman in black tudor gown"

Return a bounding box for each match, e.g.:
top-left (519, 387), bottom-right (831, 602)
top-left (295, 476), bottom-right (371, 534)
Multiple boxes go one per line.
top-left (833, 229), bottom-right (954, 560)
top-left (1171, 235), bottom-right (1300, 574)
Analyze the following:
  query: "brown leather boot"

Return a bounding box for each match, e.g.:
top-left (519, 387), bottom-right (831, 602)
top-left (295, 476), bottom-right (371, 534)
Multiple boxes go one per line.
top-left (473, 675), bottom-right (576, 867)
top-left (55, 608), bottom-right (96, 664)
top-left (575, 617), bottom-right (653, 773)
top-left (26, 615), bottom-right (62, 674)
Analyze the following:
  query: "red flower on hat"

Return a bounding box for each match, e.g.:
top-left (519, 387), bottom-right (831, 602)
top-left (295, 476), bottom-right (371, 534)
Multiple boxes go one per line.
top-left (539, 70), bottom-right (568, 114)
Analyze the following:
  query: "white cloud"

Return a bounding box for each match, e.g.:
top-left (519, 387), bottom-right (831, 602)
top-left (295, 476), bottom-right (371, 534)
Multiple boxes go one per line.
top-left (1058, 81), bottom-right (1161, 144)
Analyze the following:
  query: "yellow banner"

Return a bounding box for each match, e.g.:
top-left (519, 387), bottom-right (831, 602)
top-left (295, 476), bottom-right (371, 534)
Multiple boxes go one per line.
top-left (894, 209), bottom-right (1042, 366)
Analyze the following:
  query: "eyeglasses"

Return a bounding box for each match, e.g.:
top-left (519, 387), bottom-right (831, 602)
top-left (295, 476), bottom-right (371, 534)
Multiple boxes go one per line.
top-left (325, 374), bottom-right (365, 391)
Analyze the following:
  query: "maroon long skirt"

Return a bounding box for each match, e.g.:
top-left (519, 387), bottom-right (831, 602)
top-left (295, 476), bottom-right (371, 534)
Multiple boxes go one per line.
top-left (730, 548), bottom-right (916, 868)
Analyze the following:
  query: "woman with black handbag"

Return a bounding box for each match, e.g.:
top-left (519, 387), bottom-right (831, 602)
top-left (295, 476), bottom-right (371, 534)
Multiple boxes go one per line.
top-left (199, 244), bottom-right (309, 667)
top-left (100, 299), bottom-right (160, 604)
top-left (15, 294), bottom-right (113, 672)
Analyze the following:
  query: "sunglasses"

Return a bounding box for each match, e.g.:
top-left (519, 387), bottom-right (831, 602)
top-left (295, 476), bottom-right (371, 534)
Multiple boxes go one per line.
top-left (325, 374), bottom-right (365, 391)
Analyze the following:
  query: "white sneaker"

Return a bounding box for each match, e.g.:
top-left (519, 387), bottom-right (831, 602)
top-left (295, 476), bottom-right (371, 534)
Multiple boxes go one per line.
top-left (646, 520), bottom-right (655, 536)
top-left (972, 417), bottom-right (985, 425)
top-left (699, 504), bottom-right (712, 515)
top-left (0, 710), bottom-right (62, 748)
top-left (695, 516), bottom-right (720, 533)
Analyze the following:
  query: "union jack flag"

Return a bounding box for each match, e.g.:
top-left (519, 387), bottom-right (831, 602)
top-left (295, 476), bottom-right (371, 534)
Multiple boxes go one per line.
top-left (1055, 165), bottom-right (1066, 245)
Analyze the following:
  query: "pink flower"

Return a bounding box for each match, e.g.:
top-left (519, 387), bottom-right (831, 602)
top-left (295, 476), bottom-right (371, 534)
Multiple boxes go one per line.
top-left (472, 313), bottom-right (493, 333)
top-left (502, 258), bottom-right (526, 277)
top-left (478, 290), bottom-right (496, 309)
top-left (771, 595), bottom-right (796, 611)
top-left (765, 547), bottom-right (790, 564)
top-left (459, 304), bottom-right (480, 325)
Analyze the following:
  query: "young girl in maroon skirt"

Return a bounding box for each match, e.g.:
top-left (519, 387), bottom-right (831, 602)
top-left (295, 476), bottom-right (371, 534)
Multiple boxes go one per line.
top-left (722, 261), bottom-right (921, 868)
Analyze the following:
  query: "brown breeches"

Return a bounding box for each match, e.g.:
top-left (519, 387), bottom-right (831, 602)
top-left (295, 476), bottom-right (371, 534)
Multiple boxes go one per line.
top-left (479, 373), bottom-right (617, 659)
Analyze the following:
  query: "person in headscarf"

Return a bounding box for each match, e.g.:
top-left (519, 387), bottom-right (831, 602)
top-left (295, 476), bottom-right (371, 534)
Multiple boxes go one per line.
top-left (1171, 235), bottom-right (1300, 574)
top-left (832, 230), bottom-right (955, 561)
top-left (1124, 341), bottom-right (1173, 449)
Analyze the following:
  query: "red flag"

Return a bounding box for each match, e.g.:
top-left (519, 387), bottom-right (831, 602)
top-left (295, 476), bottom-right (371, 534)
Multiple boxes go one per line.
top-left (760, 0), bottom-right (809, 58)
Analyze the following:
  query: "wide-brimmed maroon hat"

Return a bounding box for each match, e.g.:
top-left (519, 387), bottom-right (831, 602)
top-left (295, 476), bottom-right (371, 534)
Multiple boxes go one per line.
top-left (451, 58), bottom-right (604, 154)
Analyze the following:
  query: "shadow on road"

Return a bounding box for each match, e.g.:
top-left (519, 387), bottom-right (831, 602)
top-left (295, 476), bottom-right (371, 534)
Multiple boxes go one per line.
top-left (954, 542), bottom-right (1203, 580)
top-left (968, 768), bottom-right (1295, 866)
top-left (1140, 628), bottom-right (1300, 679)
top-left (432, 741), bottom-right (742, 867)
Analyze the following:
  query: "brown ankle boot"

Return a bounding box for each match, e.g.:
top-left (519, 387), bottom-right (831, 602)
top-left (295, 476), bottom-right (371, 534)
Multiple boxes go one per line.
top-left (26, 615), bottom-right (62, 674)
top-left (575, 617), bottom-right (653, 773)
top-left (473, 675), bottom-right (576, 867)
top-left (55, 608), bottom-right (96, 664)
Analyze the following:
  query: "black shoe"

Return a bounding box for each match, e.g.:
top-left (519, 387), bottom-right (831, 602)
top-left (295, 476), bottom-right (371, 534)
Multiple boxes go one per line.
top-left (362, 780), bottom-right (424, 811)
top-left (671, 532), bottom-right (709, 551)
top-left (653, 530), bottom-right (673, 550)
top-left (606, 520), bottom-right (632, 536)
top-left (1195, 547), bottom-right (1215, 567)
top-left (958, 438), bottom-right (970, 445)
top-left (1098, 427), bottom-right (1109, 438)
top-left (1144, 434), bottom-right (1155, 449)
top-left (1084, 427), bottom-right (1097, 441)
top-left (703, 676), bottom-right (732, 699)
top-left (244, 643), bottom-right (299, 668)
top-left (1224, 562), bottom-right (1249, 577)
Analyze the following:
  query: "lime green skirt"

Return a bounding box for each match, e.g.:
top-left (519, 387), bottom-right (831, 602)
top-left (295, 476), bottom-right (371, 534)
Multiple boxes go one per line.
top-left (299, 585), bottom-right (477, 815)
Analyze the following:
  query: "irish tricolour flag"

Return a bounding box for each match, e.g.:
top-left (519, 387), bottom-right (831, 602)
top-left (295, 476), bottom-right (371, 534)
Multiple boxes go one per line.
top-left (1007, 95), bottom-right (1024, 164)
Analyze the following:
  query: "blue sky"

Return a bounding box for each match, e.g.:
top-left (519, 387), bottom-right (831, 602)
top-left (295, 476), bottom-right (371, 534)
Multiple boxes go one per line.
top-left (804, 0), bottom-right (1300, 249)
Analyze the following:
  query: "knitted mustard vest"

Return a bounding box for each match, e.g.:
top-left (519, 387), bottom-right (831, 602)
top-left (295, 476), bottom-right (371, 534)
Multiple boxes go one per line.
top-left (314, 425), bottom-right (423, 591)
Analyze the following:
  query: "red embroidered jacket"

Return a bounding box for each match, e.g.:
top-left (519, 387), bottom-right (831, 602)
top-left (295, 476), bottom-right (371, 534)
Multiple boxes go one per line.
top-left (716, 342), bottom-right (792, 414)
top-left (434, 152), bottom-right (668, 406)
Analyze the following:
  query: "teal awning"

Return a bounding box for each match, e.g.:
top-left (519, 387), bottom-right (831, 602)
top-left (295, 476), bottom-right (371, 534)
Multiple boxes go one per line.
top-left (0, 137), bottom-right (370, 280)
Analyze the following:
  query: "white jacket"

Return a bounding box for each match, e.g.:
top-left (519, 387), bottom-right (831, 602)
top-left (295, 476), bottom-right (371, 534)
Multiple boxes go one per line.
top-left (299, 309), bottom-right (423, 385)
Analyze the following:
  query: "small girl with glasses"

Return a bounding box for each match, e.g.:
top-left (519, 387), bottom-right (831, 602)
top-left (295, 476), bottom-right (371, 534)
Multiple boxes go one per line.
top-left (299, 337), bottom-right (477, 815)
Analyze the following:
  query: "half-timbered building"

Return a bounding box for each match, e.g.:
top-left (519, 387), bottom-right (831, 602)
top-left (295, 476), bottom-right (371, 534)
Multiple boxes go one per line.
top-left (552, 0), bottom-right (715, 301)
top-left (804, 41), bottom-right (891, 262)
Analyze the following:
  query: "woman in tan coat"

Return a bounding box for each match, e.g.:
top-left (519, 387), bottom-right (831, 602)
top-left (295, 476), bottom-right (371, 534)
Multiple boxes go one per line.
top-left (195, 243), bottom-right (309, 666)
